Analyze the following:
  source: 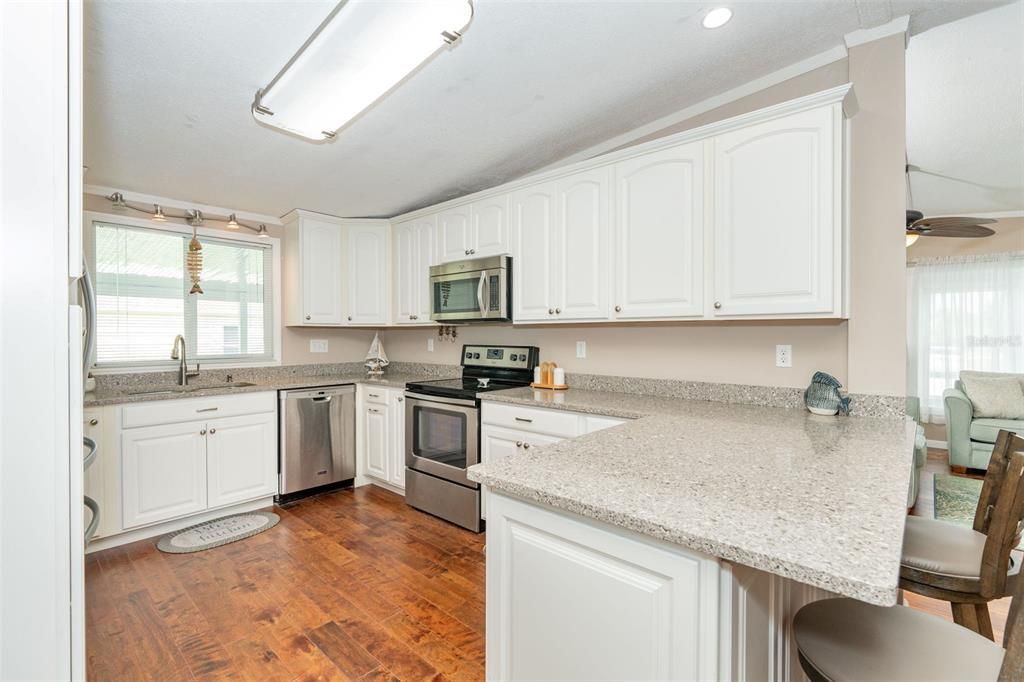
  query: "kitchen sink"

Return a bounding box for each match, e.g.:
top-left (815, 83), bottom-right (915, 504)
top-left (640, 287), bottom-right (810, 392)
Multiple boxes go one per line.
top-left (127, 381), bottom-right (258, 397)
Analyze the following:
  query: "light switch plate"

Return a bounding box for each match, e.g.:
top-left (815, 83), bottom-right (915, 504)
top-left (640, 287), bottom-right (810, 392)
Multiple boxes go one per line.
top-left (309, 339), bottom-right (329, 353)
top-left (576, 341), bottom-right (587, 359)
top-left (776, 344), bottom-right (792, 368)
top-left (427, 338), bottom-right (434, 352)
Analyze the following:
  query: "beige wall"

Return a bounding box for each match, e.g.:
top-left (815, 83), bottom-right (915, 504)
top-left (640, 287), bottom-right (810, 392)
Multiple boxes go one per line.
top-left (907, 217), bottom-right (1024, 258)
top-left (845, 33), bottom-right (908, 397)
top-left (83, 194), bottom-right (377, 365)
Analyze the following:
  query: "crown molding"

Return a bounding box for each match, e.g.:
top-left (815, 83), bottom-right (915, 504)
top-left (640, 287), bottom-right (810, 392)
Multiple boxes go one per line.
top-left (844, 15), bottom-right (910, 50)
top-left (83, 184), bottom-right (284, 226)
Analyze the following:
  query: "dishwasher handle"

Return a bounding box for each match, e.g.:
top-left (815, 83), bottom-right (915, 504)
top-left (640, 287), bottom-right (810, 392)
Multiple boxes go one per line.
top-left (311, 395), bottom-right (332, 403)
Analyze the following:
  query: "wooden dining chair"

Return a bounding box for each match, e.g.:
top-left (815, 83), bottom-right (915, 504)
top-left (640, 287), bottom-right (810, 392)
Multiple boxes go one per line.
top-left (793, 451), bottom-right (1024, 681)
top-left (900, 430), bottom-right (1024, 640)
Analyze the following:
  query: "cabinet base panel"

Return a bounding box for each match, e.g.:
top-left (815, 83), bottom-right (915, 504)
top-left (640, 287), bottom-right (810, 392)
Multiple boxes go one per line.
top-left (275, 478), bottom-right (353, 506)
top-left (86, 496), bottom-right (275, 554)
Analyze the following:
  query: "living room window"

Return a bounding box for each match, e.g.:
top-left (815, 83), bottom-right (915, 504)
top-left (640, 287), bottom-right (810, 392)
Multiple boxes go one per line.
top-left (907, 252), bottom-right (1024, 420)
top-left (88, 218), bottom-right (278, 369)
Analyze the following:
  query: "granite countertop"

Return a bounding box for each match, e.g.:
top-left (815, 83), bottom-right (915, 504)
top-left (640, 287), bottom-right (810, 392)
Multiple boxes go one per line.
top-left (469, 388), bottom-right (916, 606)
top-left (83, 373), bottom-right (427, 407)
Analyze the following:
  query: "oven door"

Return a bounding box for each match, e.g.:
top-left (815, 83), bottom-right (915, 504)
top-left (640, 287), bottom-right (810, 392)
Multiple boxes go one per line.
top-left (430, 267), bottom-right (509, 322)
top-left (405, 392), bottom-right (479, 488)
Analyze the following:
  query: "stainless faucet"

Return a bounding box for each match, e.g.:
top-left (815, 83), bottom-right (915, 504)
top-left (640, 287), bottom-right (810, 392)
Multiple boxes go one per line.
top-left (170, 334), bottom-right (200, 386)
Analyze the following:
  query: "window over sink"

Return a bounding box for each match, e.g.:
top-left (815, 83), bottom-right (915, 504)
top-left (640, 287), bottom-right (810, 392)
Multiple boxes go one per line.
top-left (87, 218), bottom-right (277, 369)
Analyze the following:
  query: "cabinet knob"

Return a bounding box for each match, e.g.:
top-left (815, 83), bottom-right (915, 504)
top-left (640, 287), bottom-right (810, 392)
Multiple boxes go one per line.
top-left (347, 315), bottom-right (353, 321)
top-left (470, 249), bottom-right (476, 255)
top-left (397, 397), bottom-right (403, 402)
top-left (548, 308), bottom-right (554, 315)
top-left (555, 308), bottom-right (561, 314)
top-left (516, 441), bottom-right (523, 447)
top-left (89, 418), bottom-right (98, 426)
top-left (614, 305), bottom-right (622, 313)
top-left (200, 428), bottom-right (207, 435)
top-left (523, 443), bottom-right (531, 450)
top-left (305, 315), bottom-right (311, 320)
top-left (464, 249), bottom-right (470, 255)
top-left (209, 428), bottom-right (216, 434)
top-left (714, 301), bottom-right (722, 310)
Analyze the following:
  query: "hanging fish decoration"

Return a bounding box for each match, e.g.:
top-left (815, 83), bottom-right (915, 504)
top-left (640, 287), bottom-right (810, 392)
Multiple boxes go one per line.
top-left (187, 226), bottom-right (203, 295)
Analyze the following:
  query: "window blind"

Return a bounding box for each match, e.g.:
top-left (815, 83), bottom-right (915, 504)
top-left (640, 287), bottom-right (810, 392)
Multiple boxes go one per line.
top-left (93, 222), bottom-right (273, 367)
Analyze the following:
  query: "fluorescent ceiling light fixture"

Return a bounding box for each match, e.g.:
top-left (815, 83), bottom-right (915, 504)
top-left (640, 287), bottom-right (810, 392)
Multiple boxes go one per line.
top-left (702, 7), bottom-right (733, 29)
top-left (253, 0), bottom-right (474, 141)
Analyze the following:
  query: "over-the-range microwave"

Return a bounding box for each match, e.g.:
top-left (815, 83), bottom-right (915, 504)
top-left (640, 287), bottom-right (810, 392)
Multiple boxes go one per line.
top-left (429, 255), bottom-right (512, 323)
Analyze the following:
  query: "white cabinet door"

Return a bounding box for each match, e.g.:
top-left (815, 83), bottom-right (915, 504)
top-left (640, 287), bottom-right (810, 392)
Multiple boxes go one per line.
top-left (393, 217), bottom-right (435, 325)
top-left (486, 493), bottom-right (721, 682)
top-left (480, 426), bottom-right (562, 519)
top-left (387, 392), bottom-right (406, 490)
top-left (206, 412), bottom-right (277, 509)
top-left (363, 403), bottom-right (390, 481)
top-left (437, 205), bottom-right (472, 262)
top-left (345, 223), bottom-right (389, 324)
top-left (122, 421), bottom-right (207, 529)
top-left (301, 217), bottom-right (344, 325)
top-left (613, 142), bottom-right (704, 319)
top-left (556, 167), bottom-right (610, 321)
top-left (511, 183), bottom-right (556, 322)
top-left (472, 194), bottom-right (510, 257)
top-left (712, 105), bottom-right (838, 316)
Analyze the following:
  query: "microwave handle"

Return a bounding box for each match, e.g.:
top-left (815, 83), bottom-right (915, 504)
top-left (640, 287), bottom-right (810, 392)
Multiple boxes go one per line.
top-left (477, 270), bottom-right (488, 317)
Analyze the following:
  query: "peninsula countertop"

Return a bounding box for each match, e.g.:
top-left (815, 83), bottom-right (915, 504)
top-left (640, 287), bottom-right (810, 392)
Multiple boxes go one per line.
top-left (83, 373), bottom-right (427, 407)
top-left (468, 387), bottom-right (916, 606)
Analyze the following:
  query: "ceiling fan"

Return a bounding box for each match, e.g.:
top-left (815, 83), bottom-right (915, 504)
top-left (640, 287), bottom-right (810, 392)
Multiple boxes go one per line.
top-left (904, 162), bottom-right (997, 246)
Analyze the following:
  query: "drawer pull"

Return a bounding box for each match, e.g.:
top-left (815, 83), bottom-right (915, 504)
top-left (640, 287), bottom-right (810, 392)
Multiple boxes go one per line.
top-left (196, 407), bottom-right (219, 413)
top-left (523, 443), bottom-right (531, 449)
top-left (369, 393), bottom-right (380, 398)
top-left (515, 441), bottom-right (523, 447)
top-left (89, 418), bottom-right (98, 426)
top-left (514, 417), bottom-right (533, 423)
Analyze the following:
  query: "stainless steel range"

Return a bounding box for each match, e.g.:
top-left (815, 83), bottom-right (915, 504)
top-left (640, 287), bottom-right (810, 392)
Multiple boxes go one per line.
top-left (404, 344), bottom-right (539, 532)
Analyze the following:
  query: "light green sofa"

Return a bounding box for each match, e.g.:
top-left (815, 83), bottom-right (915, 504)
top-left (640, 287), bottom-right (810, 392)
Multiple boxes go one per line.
top-left (944, 372), bottom-right (1024, 470)
top-left (906, 397), bottom-right (927, 509)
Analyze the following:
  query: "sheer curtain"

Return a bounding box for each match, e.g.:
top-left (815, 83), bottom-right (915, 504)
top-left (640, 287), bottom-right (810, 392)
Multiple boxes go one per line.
top-left (907, 252), bottom-right (1024, 422)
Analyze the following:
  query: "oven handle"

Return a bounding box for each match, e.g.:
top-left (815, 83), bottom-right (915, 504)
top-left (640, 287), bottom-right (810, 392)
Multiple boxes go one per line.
top-left (404, 391), bottom-right (478, 409)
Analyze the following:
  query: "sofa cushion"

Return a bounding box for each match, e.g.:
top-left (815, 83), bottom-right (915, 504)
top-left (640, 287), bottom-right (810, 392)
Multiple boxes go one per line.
top-left (960, 372), bottom-right (1024, 419)
top-left (969, 418), bottom-right (1024, 444)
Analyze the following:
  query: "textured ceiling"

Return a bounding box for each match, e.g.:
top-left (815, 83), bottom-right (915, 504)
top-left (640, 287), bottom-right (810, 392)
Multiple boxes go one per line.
top-left (84, 0), bottom-right (1008, 218)
top-left (906, 1), bottom-right (1024, 217)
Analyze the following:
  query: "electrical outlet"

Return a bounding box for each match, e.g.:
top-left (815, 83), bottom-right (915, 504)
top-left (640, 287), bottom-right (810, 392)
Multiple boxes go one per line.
top-left (776, 344), bottom-right (792, 368)
top-left (576, 341), bottom-right (587, 359)
top-left (309, 339), bottom-right (329, 353)
top-left (427, 338), bottom-right (434, 352)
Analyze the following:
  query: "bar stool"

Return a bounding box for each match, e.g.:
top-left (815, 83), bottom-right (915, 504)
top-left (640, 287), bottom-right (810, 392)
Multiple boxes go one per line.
top-left (900, 430), bottom-right (1024, 640)
top-left (793, 450), bottom-right (1024, 681)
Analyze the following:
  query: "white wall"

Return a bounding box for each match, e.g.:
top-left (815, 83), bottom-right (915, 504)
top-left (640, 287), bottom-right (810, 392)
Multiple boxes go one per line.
top-left (1, 2), bottom-right (74, 678)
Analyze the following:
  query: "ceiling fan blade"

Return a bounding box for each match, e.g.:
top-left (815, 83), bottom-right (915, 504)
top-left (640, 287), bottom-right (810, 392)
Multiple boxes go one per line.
top-left (911, 216), bottom-right (998, 231)
top-left (910, 225), bottom-right (997, 238)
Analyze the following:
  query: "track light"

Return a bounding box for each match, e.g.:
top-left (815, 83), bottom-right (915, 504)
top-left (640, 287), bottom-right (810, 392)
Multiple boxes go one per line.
top-left (226, 213), bottom-right (240, 229)
top-left (108, 192), bottom-right (128, 210)
top-left (151, 205), bottom-right (167, 222)
top-left (256, 224), bottom-right (270, 239)
top-left (105, 192), bottom-right (271, 238)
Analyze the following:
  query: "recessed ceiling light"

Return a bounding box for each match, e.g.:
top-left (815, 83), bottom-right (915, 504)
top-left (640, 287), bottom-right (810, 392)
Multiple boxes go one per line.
top-left (702, 7), bottom-right (733, 29)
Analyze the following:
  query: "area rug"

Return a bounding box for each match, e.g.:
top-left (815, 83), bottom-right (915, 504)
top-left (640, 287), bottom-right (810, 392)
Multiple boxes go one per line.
top-left (933, 474), bottom-right (1024, 550)
top-left (157, 511), bottom-right (279, 554)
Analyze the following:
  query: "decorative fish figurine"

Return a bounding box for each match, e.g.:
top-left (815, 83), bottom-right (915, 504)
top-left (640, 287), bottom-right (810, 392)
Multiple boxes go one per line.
top-left (804, 371), bottom-right (851, 416)
top-left (187, 229), bottom-right (203, 295)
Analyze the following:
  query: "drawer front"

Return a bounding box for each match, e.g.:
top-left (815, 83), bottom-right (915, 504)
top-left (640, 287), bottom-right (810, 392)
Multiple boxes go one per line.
top-left (362, 387), bottom-right (390, 405)
top-left (121, 391), bottom-right (276, 429)
top-left (482, 402), bottom-right (581, 438)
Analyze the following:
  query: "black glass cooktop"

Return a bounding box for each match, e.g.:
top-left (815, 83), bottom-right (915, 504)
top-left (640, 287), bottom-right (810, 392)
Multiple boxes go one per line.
top-left (405, 377), bottom-right (528, 400)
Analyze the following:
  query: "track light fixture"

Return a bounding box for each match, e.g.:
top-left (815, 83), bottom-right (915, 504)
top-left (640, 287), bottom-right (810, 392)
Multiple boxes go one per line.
top-left (105, 193), bottom-right (272, 237)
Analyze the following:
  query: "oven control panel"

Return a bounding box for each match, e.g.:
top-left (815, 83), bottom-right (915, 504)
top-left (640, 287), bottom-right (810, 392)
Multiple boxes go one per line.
top-left (462, 345), bottom-right (538, 370)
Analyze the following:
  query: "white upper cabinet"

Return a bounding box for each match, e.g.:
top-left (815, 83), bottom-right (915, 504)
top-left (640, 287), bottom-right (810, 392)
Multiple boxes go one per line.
top-left (613, 142), bottom-right (704, 319)
top-left (438, 204), bottom-right (473, 262)
top-left (711, 105), bottom-right (840, 317)
top-left (472, 195), bottom-right (511, 258)
top-left (344, 222), bottom-right (390, 325)
top-left (512, 168), bottom-right (610, 323)
top-left (555, 167), bottom-right (610, 321)
top-left (285, 213), bottom-right (344, 325)
top-left (393, 216), bottom-right (435, 325)
top-left (511, 183), bottom-right (557, 321)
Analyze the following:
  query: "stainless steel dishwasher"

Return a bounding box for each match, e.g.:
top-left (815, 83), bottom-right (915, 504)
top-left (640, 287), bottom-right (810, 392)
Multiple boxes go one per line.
top-left (278, 385), bottom-right (356, 501)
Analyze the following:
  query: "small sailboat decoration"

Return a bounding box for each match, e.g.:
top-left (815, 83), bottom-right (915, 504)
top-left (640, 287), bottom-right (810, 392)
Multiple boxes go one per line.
top-left (364, 332), bottom-right (389, 376)
top-left (186, 225), bottom-right (203, 295)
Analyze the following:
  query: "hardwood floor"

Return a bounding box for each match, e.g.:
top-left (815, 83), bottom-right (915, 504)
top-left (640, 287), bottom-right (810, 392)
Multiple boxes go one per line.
top-left (904, 448), bottom-right (1011, 643)
top-left (86, 485), bottom-right (485, 681)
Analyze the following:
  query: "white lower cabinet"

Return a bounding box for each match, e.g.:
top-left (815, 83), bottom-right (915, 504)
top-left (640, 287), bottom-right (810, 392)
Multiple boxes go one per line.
top-left (358, 386), bottom-right (406, 491)
top-left (486, 492), bottom-right (720, 681)
top-left (122, 421), bottom-right (208, 529)
top-left (206, 412), bottom-right (277, 508)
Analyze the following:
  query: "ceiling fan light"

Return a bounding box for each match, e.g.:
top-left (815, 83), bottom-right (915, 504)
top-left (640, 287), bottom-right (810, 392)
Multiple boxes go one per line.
top-left (253, 0), bottom-right (474, 141)
top-left (905, 233), bottom-right (920, 247)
